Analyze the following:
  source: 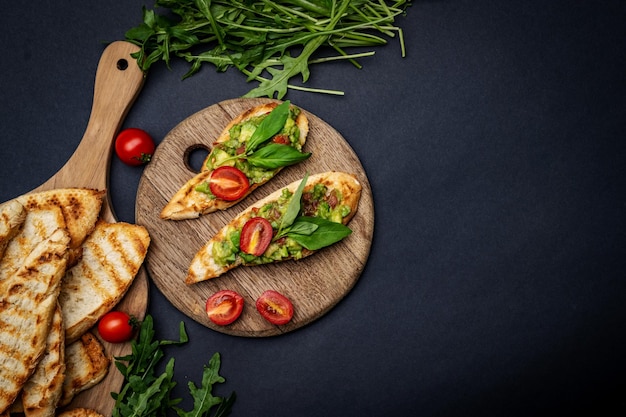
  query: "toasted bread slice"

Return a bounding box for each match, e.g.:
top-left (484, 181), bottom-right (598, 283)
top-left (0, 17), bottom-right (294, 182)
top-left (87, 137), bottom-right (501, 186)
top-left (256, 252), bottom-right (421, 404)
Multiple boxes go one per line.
top-left (16, 189), bottom-right (104, 268)
top-left (16, 189), bottom-right (104, 252)
top-left (186, 171), bottom-right (362, 284)
top-left (0, 227), bottom-right (70, 413)
top-left (59, 220), bottom-right (150, 343)
top-left (0, 200), bottom-right (26, 259)
top-left (59, 332), bottom-right (109, 407)
top-left (0, 205), bottom-right (67, 285)
top-left (161, 101), bottom-right (309, 220)
top-left (20, 305), bottom-right (65, 417)
top-left (57, 408), bottom-right (104, 417)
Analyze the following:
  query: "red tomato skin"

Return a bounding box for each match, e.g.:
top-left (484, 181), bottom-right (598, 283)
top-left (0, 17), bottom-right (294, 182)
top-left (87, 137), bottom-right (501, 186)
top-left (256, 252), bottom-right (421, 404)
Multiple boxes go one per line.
top-left (115, 128), bottom-right (156, 166)
top-left (206, 290), bottom-right (244, 326)
top-left (272, 134), bottom-right (290, 145)
top-left (209, 166), bottom-right (250, 201)
top-left (240, 217), bottom-right (273, 256)
top-left (98, 311), bottom-right (136, 343)
top-left (256, 290), bottom-right (294, 325)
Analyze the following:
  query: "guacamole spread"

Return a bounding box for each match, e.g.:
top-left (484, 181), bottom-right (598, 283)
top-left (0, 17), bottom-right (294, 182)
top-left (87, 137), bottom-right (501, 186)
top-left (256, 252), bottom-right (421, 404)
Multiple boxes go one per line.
top-left (212, 183), bottom-right (351, 266)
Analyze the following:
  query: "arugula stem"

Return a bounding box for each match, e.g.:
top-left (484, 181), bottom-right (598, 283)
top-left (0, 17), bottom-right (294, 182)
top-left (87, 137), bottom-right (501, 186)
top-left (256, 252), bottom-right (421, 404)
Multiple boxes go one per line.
top-left (125, 0), bottom-right (412, 97)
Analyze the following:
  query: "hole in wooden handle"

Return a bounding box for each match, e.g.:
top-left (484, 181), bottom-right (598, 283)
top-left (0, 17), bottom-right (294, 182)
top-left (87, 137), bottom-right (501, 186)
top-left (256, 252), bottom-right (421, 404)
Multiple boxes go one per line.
top-left (184, 144), bottom-right (210, 173)
top-left (116, 58), bottom-right (129, 70)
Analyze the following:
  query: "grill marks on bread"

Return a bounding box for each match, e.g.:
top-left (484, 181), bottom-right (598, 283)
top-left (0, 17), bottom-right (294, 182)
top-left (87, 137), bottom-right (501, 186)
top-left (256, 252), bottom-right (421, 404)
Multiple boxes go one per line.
top-left (0, 188), bottom-right (146, 415)
top-left (59, 221), bottom-right (150, 343)
top-left (0, 200), bottom-right (26, 259)
top-left (0, 206), bottom-right (67, 285)
top-left (60, 332), bottom-right (109, 407)
top-left (16, 189), bottom-right (104, 252)
top-left (20, 305), bottom-right (65, 417)
top-left (0, 227), bottom-right (70, 413)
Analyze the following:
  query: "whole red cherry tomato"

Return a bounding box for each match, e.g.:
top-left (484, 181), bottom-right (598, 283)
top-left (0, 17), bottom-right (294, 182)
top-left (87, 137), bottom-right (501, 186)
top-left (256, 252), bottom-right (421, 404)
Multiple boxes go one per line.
top-left (97, 311), bottom-right (138, 343)
top-left (256, 290), bottom-right (294, 325)
top-left (115, 128), bottom-right (155, 166)
top-left (240, 217), bottom-right (273, 256)
top-left (206, 290), bottom-right (244, 326)
top-left (209, 166), bottom-right (250, 201)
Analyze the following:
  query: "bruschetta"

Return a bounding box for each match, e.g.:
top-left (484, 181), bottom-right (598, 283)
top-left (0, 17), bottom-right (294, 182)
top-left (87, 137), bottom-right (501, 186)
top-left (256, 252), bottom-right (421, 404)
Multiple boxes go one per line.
top-left (161, 100), bottom-right (310, 220)
top-left (186, 171), bottom-right (362, 284)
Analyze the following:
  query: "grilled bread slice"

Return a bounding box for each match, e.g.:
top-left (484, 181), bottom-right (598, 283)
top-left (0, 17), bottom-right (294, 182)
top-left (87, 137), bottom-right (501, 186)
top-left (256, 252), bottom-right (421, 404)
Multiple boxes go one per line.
top-left (0, 200), bottom-right (26, 259)
top-left (59, 220), bottom-right (150, 343)
top-left (161, 101), bottom-right (309, 220)
top-left (0, 205), bottom-right (67, 285)
top-left (57, 408), bottom-right (105, 417)
top-left (187, 171), bottom-right (362, 284)
top-left (16, 189), bottom-right (104, 252)
top-left (20, 305), bottom-right (65, 417)
top-left (60, 332), bottom-right (109, 407)
top-left (0, 227), bottom-right (70, 413)
top-left (16, 189), bottom-right (104, 267)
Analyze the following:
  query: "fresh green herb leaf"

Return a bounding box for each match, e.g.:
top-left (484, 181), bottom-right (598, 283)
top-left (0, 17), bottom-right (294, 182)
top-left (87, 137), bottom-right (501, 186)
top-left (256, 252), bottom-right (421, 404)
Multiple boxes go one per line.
top-left (276, 172), bottom-right (309, 237)
top-left (246, 143), bottom-right (311, 169)
top-left (287, 216), bottom-right (352, 250)
top-left (246, 100), bottom-right (291, 152)
top-left (175, 353), bottom-right (233, 417)
top-left (124, 0), bottom-right (412, 98)
top-left (112, 315), bottom-right (235, 417)
top-left (112, 316), bottom-right (187, 417)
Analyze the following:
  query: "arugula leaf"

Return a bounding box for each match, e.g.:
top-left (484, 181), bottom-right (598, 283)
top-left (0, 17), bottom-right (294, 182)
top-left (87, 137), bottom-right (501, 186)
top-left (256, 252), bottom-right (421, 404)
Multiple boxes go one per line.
top-left (124, 0), bottom-right (412, 98)
top-left (286, 216), bottom-right (353, 250)
top-left (112, 315), bottom-right (235, 417)
top-left (175, 353), bottom-right (232, 417)
top-left (246, 143), bottom-right (311, 169)
top-left (246, 100), bottom-right (291, 152)
top-left (243, 0), bottom-right (351, 99)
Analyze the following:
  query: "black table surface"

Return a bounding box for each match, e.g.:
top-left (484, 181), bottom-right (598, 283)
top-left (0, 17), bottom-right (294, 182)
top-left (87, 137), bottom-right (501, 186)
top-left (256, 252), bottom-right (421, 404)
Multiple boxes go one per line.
top-left (1, 1), bottom-right (625, 416)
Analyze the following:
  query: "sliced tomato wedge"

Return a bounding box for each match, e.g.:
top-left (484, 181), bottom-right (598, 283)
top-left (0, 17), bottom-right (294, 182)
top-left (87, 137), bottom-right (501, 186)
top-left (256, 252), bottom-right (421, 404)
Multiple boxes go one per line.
top-left (209, 166), bottom-right (250, 201)
top-left (272, 134), bottom-right (290, 145)
top-left (205, 290), bottom-right (244, 325)
top-left (240, 217), bottom-right (273, 256)
top-left (256, 290), bottom-right (294, 325)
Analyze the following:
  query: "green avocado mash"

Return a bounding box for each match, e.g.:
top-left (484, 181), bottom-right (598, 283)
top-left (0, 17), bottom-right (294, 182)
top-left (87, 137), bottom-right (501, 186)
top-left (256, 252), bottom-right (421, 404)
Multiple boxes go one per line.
top-left (197, 106), bottom-right (303, 192)
top-left (211, 183), bottom-right (351, 266)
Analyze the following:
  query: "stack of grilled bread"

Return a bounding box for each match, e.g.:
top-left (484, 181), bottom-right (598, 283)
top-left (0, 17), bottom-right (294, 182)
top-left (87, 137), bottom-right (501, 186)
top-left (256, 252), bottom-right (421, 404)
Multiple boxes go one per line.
top-left (0, 188), bottom-right (150, 417)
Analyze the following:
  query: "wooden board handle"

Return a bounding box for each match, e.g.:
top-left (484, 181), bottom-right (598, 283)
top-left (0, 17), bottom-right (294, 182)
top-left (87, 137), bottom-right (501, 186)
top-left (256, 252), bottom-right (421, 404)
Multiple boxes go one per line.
top-left (36, 41), bottom-right (145, 203)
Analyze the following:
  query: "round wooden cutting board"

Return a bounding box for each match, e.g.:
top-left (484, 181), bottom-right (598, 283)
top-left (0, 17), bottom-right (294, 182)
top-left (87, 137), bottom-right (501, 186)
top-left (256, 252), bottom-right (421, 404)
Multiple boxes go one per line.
top-left (136, 98), bottom-right (374, 337)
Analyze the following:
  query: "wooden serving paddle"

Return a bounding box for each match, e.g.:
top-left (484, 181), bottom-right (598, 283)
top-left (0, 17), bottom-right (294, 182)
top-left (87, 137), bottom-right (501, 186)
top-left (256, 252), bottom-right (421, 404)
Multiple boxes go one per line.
top-left (27, 41), bottom-right (147, 415)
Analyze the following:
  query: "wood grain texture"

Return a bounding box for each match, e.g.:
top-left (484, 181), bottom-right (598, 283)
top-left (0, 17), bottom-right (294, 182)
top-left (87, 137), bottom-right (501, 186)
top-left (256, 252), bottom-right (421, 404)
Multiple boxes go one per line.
top-left (136, 98), bottom-right (374, 337)
top-left (26, 41), bottom-right (147, 416)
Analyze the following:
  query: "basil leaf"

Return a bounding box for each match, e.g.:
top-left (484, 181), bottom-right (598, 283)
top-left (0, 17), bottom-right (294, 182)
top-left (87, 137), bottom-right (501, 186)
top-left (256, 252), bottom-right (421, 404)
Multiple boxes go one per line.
top-left (287, 216), bottom-right (352, 251)
top-left (246, 143), bottom-right (311, 169)
top-left (275, 217), bottom-right (318, 241)
top-left (287, 218), bottom-right (319, 235)
top-left (246, 100), bottom-right (291, 152)
top-left (280, 172), bottom-right (309, 231)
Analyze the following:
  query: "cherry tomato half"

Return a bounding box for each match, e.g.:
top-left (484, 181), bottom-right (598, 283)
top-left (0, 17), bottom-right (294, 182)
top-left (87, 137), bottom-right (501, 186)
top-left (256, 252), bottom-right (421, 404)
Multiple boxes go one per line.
top-left (256, 290), bottom-right (294, 325)
top-left (115, 128), bottom-right (156, 166)
top-left (240, 217), bottom-right (273, 256)
top-left (209, 166), bottom-right (250, 201)
top-left (97, 311), bottom-right (138, 343)
top-left (206, 290), bottom-right (244, 326)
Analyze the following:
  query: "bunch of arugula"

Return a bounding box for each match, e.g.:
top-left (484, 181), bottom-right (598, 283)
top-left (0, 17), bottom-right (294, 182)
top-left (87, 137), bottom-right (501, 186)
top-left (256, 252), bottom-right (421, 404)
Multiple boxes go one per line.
top-left (124, 0), bottom-right (412, 98)
top-left (112, 315), bottom-right (236, 417)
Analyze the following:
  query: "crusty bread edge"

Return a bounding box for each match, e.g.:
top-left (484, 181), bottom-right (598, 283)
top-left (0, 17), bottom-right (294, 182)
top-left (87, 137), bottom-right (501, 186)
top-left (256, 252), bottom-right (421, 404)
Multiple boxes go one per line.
top-left (160, 101), bottom-right (309, 220)
top-left (186, 171), bottom-right (362, 284)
